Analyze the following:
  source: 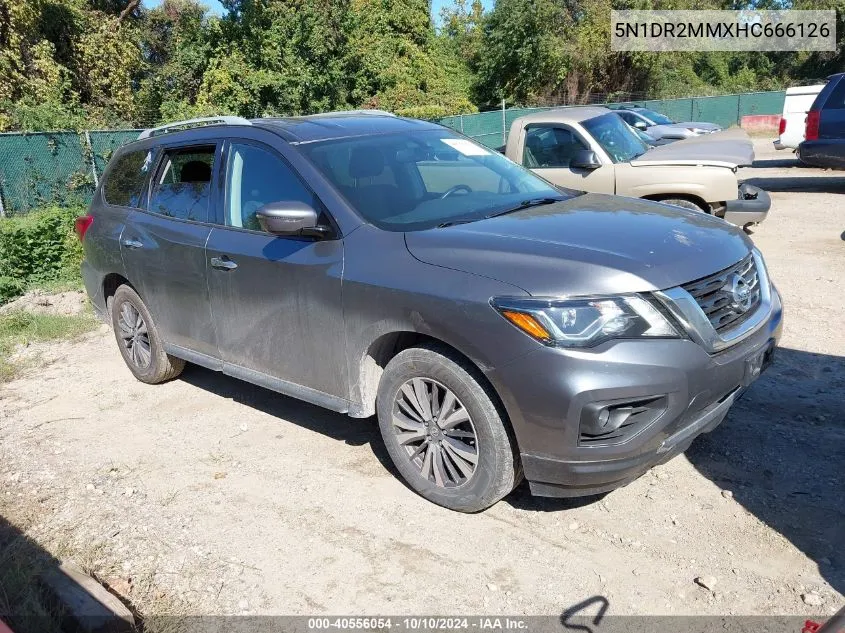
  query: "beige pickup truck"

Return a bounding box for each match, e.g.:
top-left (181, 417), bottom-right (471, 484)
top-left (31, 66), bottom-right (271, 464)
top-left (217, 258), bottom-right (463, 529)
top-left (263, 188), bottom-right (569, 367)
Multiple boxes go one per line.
top-left (503, 107), bottom-right (770, 227)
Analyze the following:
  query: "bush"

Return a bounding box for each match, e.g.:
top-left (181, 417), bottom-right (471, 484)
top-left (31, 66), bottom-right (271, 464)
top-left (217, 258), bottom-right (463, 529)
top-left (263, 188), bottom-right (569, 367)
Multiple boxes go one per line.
top-left (395, 101), bottom-right (478, 121)
top-left (0, 206), bottom-right (84, 304)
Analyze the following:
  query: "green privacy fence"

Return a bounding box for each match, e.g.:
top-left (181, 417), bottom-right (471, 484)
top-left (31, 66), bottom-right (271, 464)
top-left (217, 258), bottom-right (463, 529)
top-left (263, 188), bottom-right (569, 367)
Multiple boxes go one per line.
top-left (0, 90), bottom-right (786, 215)
top-left (437, 90), bottom-right (787, 148)
top-left (0, 129), bottom-right (142, 216)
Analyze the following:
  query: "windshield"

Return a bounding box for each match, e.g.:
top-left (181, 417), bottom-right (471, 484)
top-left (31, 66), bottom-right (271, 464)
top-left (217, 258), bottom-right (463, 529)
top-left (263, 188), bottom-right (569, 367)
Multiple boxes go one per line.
top-left (583, 113), bottom-right (649, 163)
top-left (300, 130), bottom-right (570, 231)
top-left (640, 109), bottom-right (674, 125)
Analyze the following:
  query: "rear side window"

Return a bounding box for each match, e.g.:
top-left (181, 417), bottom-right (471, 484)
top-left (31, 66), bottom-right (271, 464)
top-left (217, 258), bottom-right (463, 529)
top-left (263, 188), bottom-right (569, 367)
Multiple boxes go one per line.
top-left (823, 77), bottom-right (845, 110)
top-left (149, 146), bottom-right (216, 222)
top-left (103, 150), bottom-right (153, 208)
top-left (812, 76), bottom-right (845, 111)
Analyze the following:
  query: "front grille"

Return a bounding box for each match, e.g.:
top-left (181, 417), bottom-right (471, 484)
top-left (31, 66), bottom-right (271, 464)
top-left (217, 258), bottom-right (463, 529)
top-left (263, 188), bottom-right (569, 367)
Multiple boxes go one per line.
top-left (682, 254), bottom-right (761, 333)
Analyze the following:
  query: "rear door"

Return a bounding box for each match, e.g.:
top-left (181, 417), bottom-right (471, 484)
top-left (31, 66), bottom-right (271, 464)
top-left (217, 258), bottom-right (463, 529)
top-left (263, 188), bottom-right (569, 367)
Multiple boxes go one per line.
top-left (520, 124), bottom-right (615, 193)
top-left (120, 142), bottom-right (221, 358)
top-left (205, 134), bottom-right (347, 401)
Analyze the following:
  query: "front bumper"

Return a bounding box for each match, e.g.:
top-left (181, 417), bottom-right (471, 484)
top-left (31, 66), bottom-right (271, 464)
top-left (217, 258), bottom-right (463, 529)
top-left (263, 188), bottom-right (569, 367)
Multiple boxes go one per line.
top-left (723, 183), bottom-right (771, 226)
top-left (486, 286), bottom-right (783, 498)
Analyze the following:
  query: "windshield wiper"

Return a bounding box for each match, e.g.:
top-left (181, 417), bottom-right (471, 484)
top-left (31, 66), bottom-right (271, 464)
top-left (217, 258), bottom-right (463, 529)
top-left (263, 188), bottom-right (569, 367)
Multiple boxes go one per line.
top-left (437, 218), bottom-right (478, 228)
top-left (486, 197), bottom-right (565, 219)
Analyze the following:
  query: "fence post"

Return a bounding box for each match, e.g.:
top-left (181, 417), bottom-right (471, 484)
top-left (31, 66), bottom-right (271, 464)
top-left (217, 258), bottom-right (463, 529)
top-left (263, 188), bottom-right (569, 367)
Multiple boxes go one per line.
top-left (501, 99), bottom-right (506, 146)
top-left (459, 114), bottom-right (464, 133)
top-left (736, 94), bottom-right (742, 126)
top-left (84, 130), bottom-right (99, 187)
top-left (0, 185), bottom-right (5, 218)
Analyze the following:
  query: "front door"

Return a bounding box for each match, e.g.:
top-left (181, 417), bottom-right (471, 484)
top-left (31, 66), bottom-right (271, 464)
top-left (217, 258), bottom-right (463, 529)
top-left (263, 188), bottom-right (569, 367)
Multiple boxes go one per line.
top-left (120, 142), bottom-right (220, 358)
top-left (205, 140), bottom-right (348, 400)
top-left (520, 125), bottom-right (615, 193)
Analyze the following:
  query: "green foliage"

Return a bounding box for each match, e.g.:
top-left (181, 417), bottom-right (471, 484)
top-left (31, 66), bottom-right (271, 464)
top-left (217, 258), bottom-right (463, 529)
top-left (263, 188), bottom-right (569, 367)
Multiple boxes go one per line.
top-left (0, 0), bottom-right (839, 128)
top-left (0, 100), bottom-right (87, 133)
top-left (0, 206), bottom-right (84, 303)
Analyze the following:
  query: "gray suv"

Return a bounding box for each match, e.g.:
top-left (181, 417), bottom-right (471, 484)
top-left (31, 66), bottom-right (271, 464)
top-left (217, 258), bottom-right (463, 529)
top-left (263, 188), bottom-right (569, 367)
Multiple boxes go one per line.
top-left (78, 113), bottom-right (783, 512)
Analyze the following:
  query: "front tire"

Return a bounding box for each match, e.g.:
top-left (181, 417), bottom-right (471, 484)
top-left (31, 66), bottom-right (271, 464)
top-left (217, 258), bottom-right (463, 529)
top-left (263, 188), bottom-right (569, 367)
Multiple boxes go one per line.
top-left (376, 344), bottom-right (520, 512)
top-left (111, 285), bottom-right (184, 384)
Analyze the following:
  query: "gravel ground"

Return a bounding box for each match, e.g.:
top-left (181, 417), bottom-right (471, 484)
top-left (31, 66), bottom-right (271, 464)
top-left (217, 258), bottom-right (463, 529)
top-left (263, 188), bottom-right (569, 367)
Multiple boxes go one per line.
top-left (1, 140), bottom-right (843, 620)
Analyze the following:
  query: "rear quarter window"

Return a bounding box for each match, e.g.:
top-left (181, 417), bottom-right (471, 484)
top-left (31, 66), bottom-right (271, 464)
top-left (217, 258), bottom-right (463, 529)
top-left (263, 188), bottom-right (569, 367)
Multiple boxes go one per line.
top-left (103, 149), bottom-right (154, 208)
top-left (813, 76), bottom-right (845, 111)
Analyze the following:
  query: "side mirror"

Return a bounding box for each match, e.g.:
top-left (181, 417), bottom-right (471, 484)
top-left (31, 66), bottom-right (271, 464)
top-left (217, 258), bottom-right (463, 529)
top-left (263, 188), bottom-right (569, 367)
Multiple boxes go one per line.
top-left (634, 121), bottom-right (648, 131)
top-left (571, 150), bottom-right (602, 170)
top-left (255, 201), bottom-right (326, 237)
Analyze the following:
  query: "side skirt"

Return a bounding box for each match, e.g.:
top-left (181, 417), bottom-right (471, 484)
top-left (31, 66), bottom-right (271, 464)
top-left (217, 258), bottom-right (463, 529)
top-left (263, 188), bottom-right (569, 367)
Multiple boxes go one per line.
top-left (163, 343), bottom-right (351, 415)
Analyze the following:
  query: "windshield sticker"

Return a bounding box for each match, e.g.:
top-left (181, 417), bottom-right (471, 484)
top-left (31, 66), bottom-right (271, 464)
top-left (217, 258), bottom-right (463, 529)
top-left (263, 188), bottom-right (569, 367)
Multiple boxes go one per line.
top-left (441, 139), bottom-right (490, 156)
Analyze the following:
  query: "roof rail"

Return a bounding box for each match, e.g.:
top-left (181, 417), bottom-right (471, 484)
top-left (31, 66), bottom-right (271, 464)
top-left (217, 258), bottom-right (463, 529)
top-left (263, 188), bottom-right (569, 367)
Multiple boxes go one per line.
top-left (303, 109), bottom-right (396, 118)
top-left (137, 116), bottom-right (252, 140)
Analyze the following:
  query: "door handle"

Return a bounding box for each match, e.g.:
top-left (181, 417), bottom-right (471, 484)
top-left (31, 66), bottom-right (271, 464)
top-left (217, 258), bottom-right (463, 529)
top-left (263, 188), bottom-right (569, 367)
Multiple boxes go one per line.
top-left (121, 238), bottom-right (143, 249)
top-left (210, 256), bottom-right (238, 271)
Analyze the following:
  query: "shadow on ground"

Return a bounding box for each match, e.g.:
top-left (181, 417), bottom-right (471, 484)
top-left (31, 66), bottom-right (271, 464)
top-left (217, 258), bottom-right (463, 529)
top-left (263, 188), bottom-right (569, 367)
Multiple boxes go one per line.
top-left (743, 174), bottom-right (845, 193)
top-left (686, 347), bottom-right (845, 596)
top-left (0, 516), bottom-right (78, 633)
top-left (178, 365), bottom-right (399, 481)
top-left (744, 157), bottom-right (845, 193)
top-left (178, 346), bottom-right (845, 596)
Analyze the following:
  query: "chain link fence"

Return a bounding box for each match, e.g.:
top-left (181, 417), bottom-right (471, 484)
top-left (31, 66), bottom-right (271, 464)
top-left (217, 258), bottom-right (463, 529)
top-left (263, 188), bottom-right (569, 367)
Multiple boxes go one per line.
top-left (0, 90), bottom-right (786, 215)
top-left (0, 130), bottom-right (142, 216)
top-left (437, 90), bottom-right (786, 148)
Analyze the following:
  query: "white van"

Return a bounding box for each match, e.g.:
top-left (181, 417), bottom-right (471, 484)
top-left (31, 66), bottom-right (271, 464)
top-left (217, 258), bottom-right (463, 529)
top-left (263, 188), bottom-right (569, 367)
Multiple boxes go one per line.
top-left (774, 84), bottom-right (825, 150)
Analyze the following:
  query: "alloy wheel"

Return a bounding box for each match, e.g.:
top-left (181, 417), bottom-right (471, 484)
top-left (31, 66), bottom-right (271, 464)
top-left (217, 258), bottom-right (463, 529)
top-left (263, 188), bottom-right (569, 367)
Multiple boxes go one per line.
top-left (391, 378), bottom-right (478, 488)
top-left (117, 301), bottom-right (151, 370)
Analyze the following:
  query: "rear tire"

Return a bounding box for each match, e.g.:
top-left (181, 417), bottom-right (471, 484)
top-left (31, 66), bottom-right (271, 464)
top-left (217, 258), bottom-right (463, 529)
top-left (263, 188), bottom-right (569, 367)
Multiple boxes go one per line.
top-left (661, 198), bottom-right (708, 213)
top-left (376, 344), bottom-right (520, 512)
top-left (111, 285), bottom-right (184, 384)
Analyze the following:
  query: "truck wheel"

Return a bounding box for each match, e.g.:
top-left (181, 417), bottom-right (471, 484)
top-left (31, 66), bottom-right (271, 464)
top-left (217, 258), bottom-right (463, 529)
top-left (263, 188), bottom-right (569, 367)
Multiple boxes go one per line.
top-left (111, 285), bottom-right (184, 384)
top-left (376, 343), bottom-right (520, 512)
top-left (662, 198), bottom-right (708, 213)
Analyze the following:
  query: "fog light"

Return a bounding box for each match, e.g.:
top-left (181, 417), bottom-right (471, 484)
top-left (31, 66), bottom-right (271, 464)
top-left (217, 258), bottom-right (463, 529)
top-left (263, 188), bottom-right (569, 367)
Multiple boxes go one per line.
top-left (579, 395), bottom-right (668, 446)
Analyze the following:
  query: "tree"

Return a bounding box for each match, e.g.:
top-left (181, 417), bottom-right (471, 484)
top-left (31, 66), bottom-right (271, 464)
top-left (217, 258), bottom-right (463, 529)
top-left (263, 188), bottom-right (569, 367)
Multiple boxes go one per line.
top-left (347, 0), bottom-right (475, 113)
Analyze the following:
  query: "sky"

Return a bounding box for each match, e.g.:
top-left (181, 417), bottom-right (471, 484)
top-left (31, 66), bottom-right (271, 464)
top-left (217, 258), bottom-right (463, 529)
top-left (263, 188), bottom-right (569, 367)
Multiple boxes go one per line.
top-left (143, 0), bottom-right (495, 22)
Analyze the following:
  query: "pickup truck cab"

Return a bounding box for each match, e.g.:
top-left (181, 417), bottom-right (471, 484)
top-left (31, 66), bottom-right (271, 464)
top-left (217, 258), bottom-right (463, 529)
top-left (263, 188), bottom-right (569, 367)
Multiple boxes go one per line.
top-left (504, 107), bottom-right (770, 228)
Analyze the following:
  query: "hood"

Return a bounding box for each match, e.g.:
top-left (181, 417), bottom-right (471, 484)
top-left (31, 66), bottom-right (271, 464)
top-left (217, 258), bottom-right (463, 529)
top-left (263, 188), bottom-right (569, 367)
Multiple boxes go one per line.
top-left (404, 194), bottom-right (752, 298)
top-left (632, 129), bottom-right (755, 167)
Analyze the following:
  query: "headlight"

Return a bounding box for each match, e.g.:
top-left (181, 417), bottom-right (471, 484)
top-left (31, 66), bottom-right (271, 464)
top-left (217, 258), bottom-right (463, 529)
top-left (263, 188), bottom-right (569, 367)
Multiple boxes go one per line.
top-left (491, 295), bottom-right (681, 348)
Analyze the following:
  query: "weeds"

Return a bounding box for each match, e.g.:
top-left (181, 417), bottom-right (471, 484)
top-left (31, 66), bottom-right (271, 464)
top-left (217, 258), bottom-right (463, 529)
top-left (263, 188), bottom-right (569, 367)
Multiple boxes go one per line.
top-left (0, 310), bottom-right (97, 381)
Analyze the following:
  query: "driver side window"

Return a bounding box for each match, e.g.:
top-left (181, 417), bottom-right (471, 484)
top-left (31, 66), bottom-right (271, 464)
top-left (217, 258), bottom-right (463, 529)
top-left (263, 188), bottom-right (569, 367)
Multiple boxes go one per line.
top-left (617, 112), bottom-right (637, 125)
top-left (224, 143), bottom-right (314, 232)
top-left (416, 151), bottom-right (504, 196)
top-left (522, 127), bottom-right (588, 168)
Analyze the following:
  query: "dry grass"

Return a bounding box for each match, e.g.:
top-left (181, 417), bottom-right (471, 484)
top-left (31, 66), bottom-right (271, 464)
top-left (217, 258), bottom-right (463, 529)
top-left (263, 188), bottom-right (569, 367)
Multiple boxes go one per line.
top-left (0, 504), bottom-right (65, 633)
top-left (0, 310), bottom-right (97, 381)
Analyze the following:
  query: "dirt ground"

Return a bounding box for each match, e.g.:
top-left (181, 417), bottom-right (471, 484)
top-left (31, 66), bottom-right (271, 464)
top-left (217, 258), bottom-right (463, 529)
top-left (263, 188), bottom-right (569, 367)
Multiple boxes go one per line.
top-left (1, 139), bottom-right (843, 620)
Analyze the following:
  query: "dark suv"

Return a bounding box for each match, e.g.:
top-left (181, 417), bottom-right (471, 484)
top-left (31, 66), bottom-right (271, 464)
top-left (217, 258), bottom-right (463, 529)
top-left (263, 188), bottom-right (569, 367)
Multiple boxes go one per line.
top-left (798, 72), bottom-right (845, 169)
top-left (79, 113), bottom-right (782, 512)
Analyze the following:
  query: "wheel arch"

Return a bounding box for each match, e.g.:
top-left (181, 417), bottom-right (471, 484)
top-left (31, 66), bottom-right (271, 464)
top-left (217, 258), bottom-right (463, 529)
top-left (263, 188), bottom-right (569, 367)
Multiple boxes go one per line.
top-left (351, 331), bottom-right (510, 428)
top-left (642, 192), bottom-right (711, 212)
top-left (102, 273), bottom-right (136, 319)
